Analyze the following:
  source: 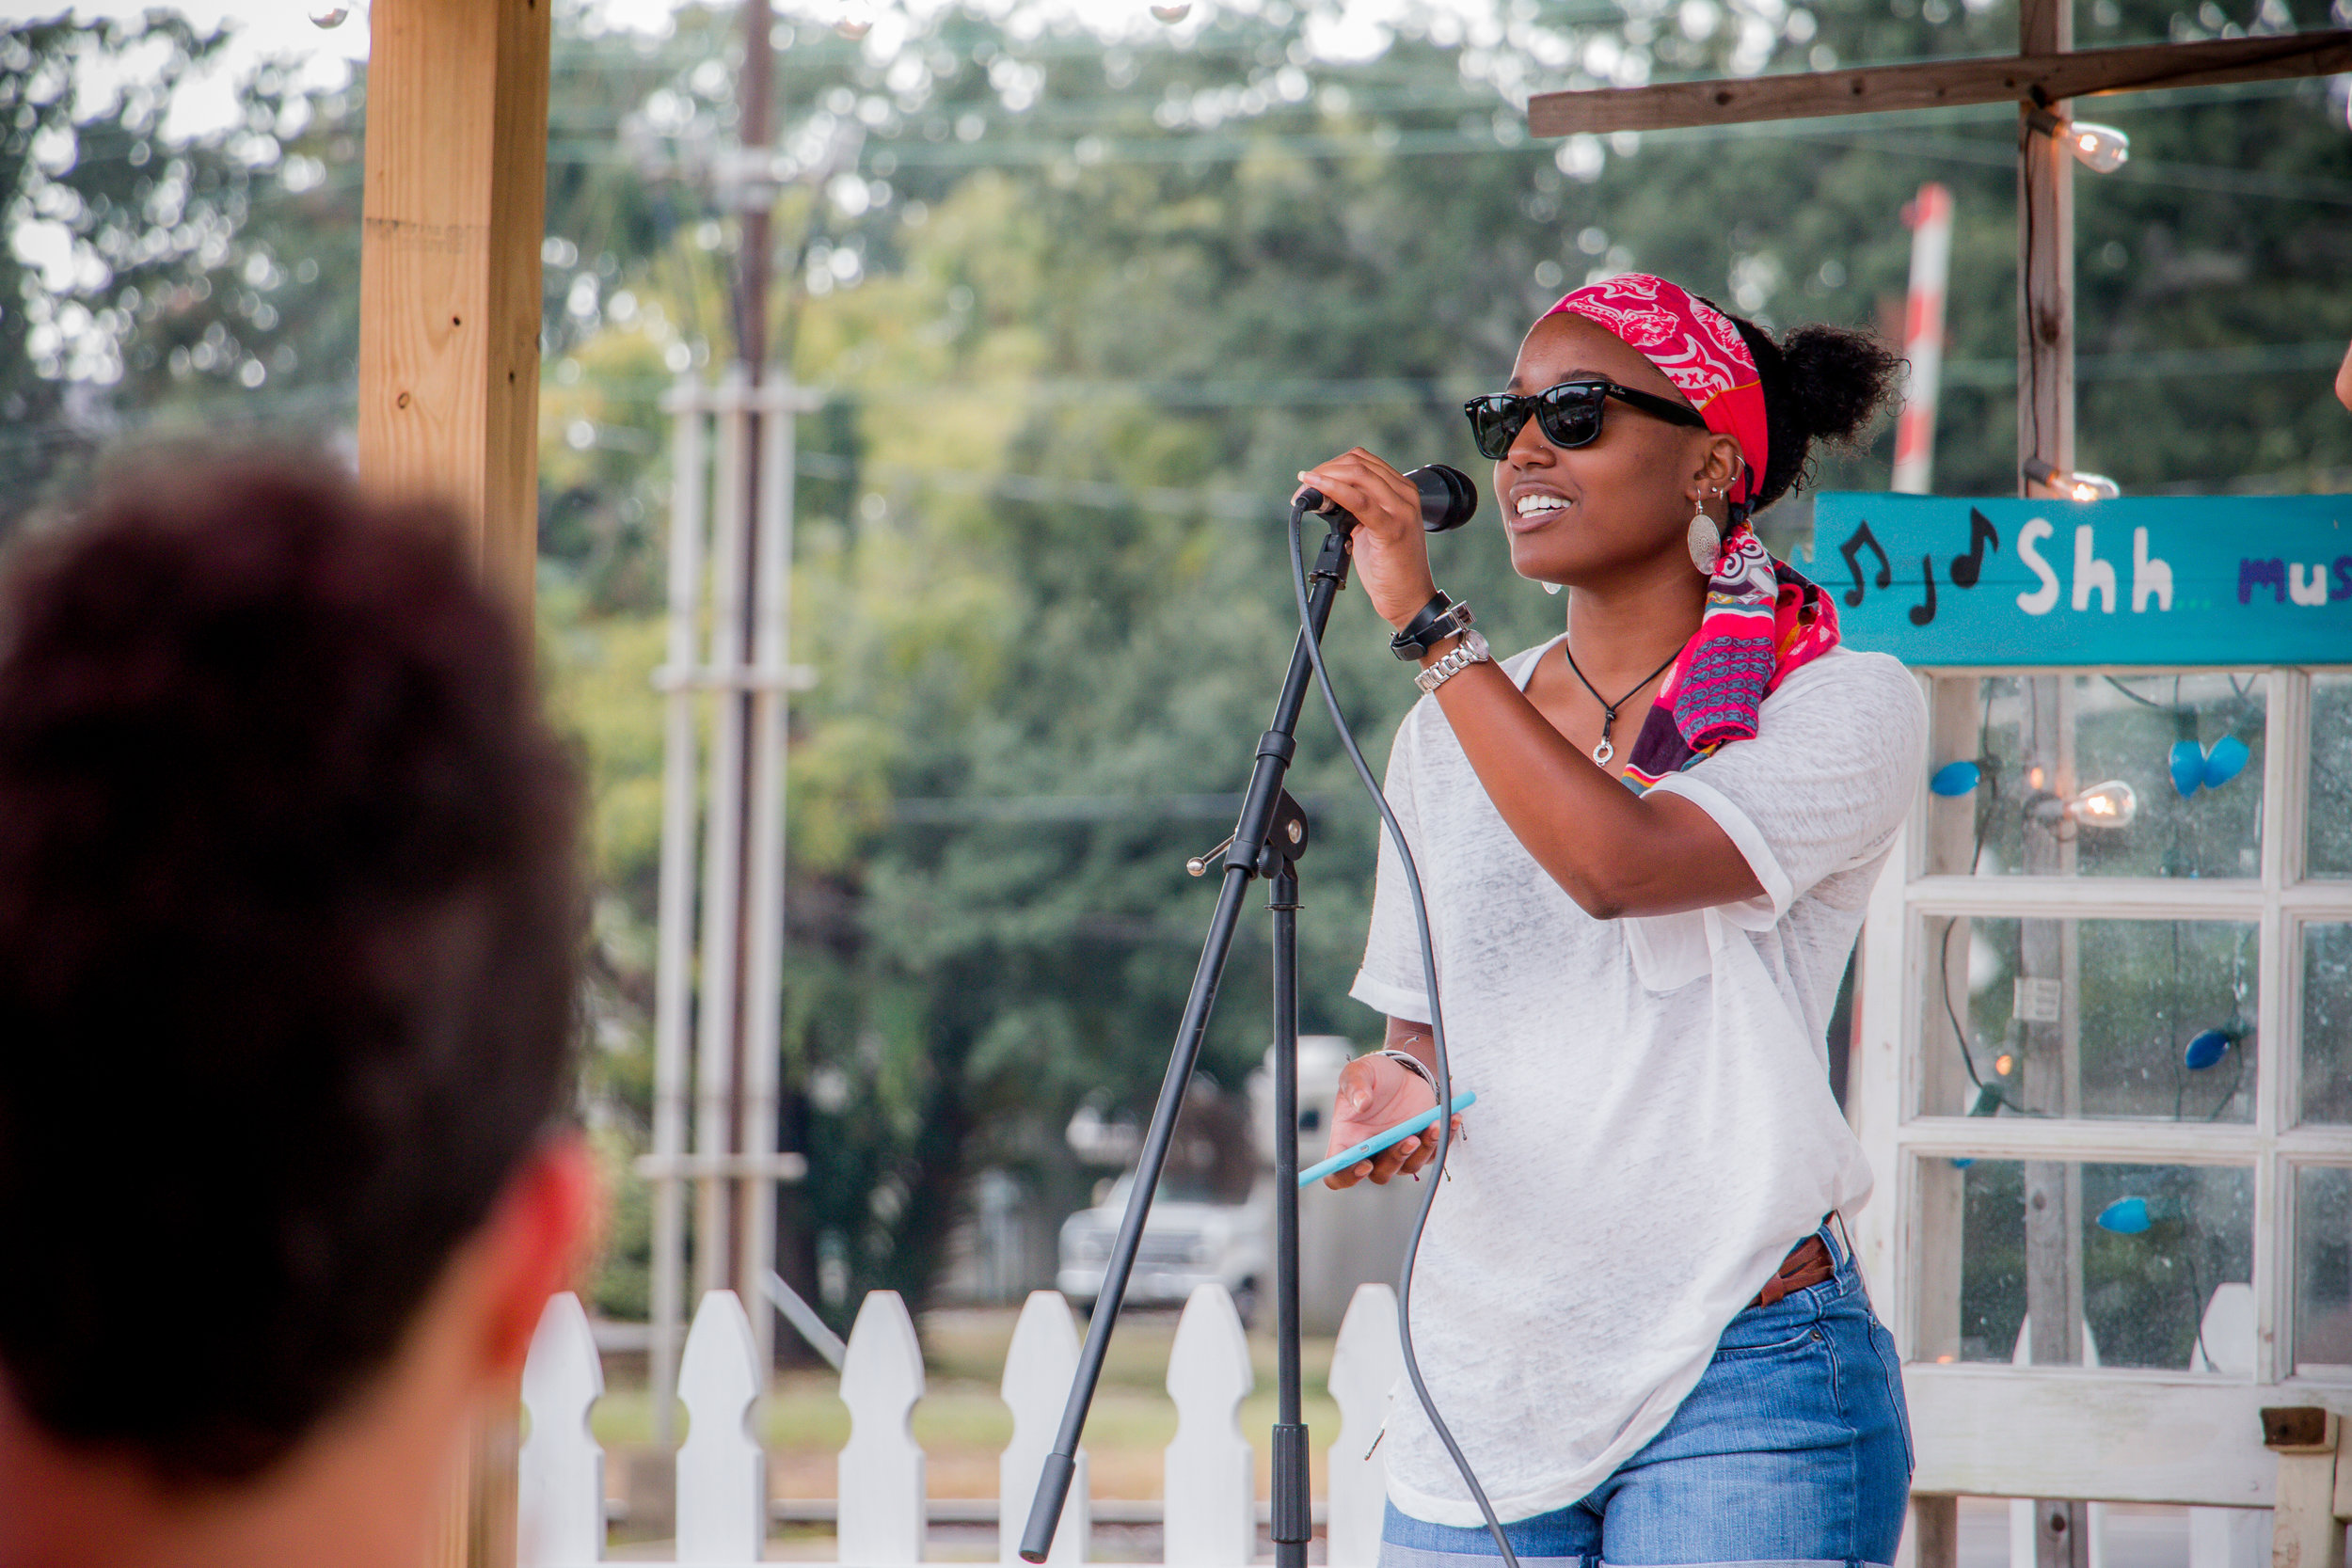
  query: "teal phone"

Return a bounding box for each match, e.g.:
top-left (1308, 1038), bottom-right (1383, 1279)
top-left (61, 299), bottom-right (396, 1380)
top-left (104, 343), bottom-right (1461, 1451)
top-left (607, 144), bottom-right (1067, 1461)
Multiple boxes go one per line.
top-left (1296, 1092), bottom-right (1476, 1187)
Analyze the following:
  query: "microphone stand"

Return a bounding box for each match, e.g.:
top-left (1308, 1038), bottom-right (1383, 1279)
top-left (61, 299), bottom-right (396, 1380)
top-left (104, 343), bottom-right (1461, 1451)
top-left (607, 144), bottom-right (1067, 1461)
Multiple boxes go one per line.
top-left (1019, 510), bottom-right (1357, 1568)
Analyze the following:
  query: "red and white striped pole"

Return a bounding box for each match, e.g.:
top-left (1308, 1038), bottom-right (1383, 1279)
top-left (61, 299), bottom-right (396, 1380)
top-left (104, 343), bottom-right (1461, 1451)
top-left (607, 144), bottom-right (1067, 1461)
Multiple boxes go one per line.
top-left (1891, 182), bottom-right (1953, 495)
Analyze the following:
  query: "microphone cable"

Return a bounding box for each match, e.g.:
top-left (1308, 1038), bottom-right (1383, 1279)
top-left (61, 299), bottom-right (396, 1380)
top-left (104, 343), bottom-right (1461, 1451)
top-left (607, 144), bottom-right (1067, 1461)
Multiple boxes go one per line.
top-left (1286, 497), bottom-right (1522, 1568)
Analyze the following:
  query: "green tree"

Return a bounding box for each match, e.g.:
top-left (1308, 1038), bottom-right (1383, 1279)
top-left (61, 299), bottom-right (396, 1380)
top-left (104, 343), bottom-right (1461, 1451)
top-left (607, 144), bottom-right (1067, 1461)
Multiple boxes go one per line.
top-left (0, 15), bottom-right (370, 521)
top-left (9, 0), bottom-right (2347, 1327)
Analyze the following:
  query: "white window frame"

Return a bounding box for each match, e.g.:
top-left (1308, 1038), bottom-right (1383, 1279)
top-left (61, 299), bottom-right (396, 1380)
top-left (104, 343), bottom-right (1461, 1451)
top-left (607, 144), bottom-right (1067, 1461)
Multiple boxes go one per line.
top-left (1850, 666), bottom-right (2352, 1509)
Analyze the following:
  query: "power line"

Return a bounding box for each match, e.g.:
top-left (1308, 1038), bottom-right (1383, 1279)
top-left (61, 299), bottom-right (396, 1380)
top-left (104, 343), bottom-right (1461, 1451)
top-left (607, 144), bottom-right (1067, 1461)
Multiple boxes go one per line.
top-left (1946, 339), bottom-right (2352, 388)
top-left (560, 340), bottom-right (2352, 408)
top-left (18, 325), bottom-right (2345, 468)
top-left (793, 445), bottom-right (1264, 515)
top-left (545, 116), bottom-right (2352, 206)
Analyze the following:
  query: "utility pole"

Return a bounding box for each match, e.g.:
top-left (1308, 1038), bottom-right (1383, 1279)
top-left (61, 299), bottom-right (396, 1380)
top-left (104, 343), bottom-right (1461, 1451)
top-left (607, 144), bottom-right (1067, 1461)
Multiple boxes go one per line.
top-left (736, 0), bottom-right (774, 378)
top-left (647, 0), bottom-right (832, 1438)
top-left (723, 0), bottom-right (827, 1379)
top-left (722, 0), bottom-right (793, 1377)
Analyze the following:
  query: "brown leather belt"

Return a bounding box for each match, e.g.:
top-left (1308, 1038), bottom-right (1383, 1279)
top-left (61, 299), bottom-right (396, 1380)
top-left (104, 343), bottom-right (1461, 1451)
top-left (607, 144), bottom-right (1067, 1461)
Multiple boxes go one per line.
top-left (1748, 1233), bottom-right (1836, 1309)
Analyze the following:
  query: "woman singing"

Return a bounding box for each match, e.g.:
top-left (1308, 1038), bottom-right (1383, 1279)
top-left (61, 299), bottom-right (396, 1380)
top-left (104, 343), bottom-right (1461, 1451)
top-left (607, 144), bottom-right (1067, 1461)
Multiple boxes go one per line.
top-left (1296, 274), bottom-right (1925, 1566)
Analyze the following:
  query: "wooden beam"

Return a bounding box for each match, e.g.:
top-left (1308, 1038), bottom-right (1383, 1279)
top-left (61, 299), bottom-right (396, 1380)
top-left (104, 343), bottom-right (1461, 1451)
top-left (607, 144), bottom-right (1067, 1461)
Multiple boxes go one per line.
top-left (1526, 28), bottom-right (2352, 136)
top-left (357, 8), bottom-right (553, 1567)
top-left (1905, 1364), bottom-right (2283, 1508)
top-left (358, 0), bottom-right (552, 604)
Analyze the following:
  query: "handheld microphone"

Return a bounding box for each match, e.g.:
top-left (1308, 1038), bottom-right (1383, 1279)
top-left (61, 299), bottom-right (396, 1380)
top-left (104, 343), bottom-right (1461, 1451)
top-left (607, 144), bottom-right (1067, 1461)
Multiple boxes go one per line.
top-left (1298, 463), bottom-right (1480, 534)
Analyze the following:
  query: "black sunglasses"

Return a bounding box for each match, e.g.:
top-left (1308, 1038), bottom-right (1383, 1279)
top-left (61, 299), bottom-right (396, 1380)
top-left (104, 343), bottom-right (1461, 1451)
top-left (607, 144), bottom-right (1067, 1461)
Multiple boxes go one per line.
top-left (1462, 378), bottom-right (1708, 460)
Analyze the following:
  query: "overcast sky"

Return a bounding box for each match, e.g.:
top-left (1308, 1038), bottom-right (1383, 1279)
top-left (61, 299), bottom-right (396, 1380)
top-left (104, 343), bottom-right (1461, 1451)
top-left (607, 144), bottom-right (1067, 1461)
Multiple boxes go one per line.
top-left (0, 0), bottom-right (1437, 97)
top-left (0, 2), bottom-right (709, 76)
top-left (0, 2), bottom-right (704, 138)
top-left (0, 2), bottom-right (374, 69)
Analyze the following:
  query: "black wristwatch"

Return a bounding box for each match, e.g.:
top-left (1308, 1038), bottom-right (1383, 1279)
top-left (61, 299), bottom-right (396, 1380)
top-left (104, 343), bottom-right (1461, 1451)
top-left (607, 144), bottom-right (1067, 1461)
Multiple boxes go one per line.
top-left (1390, 592), bottom-right (1474, 660)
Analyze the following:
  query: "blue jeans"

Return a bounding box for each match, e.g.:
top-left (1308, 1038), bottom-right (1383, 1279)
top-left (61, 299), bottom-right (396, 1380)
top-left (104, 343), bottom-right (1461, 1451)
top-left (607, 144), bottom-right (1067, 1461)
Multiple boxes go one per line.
top-left (1380, 1223), bottom-right (1914, 1568)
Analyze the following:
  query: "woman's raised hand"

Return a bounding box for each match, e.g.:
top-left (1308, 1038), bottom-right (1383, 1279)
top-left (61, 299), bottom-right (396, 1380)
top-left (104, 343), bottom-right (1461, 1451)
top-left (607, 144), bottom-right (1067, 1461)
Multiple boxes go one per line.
top-left (1294, 449), bottom-right (1440, 632)
top-left (1321, 1053), bottom-right (1460, 1189)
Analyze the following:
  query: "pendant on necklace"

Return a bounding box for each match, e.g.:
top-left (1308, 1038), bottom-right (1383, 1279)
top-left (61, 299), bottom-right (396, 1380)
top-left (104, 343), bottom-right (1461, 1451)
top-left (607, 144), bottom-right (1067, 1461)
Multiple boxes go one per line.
top-left (1593, 736), bottom-right (1614, 766)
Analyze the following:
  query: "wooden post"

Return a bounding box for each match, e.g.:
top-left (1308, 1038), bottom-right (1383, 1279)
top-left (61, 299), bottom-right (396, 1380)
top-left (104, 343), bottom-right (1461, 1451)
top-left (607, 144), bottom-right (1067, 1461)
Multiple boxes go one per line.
top-left (1903, 682), bottom-right (1978, 1563)
top-left (1891, 680), bottom-right (1976, 1568)
top-left (2018, 0), bottom-right (2075, 494)
top-left (357, 4), bottom-right (553, 1567)
top-left (1903, 1497), bottom-right (1962, 1568)
top-left (2264, 1407), bottom-right (2346, 1568)
top-left (358, 0), bottom-right (552, 603)
top-left (2015, 3), bottom-right (2086, 1562)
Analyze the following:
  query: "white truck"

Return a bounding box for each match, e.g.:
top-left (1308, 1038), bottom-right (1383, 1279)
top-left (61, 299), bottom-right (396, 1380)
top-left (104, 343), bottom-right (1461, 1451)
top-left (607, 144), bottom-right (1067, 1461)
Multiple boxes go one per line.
top-left (1057, 1037), bottom-right (1424, 1330)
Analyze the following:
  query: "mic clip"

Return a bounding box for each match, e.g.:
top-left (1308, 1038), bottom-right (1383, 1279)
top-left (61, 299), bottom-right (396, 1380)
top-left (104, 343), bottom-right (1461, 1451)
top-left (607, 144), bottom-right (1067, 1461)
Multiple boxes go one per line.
top-left (1185, 792), bottom-right (1311, 879)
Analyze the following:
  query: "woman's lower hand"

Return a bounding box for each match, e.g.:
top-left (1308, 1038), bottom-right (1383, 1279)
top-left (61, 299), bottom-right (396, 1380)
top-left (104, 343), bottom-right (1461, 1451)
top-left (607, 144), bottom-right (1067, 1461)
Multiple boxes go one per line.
top-left (1321, 1053), bottom-right (1461, 1189)
top-left (1294, 449), bottom-right (1439, 631)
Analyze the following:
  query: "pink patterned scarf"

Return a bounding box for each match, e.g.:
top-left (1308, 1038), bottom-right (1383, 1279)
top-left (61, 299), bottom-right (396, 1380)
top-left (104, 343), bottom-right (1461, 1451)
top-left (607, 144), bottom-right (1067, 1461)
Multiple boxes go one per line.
top-left (1538, 274), bottom-right (1840, 791)
top-left (1620, 521), bottom-right (1841, 792)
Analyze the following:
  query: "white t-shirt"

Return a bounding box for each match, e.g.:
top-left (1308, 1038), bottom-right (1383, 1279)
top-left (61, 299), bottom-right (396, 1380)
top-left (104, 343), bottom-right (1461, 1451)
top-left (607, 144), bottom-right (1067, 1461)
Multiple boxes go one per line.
top-left (1349, 635), bottom-right (1927, 1528)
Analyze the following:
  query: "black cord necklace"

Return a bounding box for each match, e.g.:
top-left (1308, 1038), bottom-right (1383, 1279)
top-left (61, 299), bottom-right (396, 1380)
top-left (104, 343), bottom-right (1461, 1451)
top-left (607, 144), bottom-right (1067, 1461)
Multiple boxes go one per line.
top-left (1562, 641), bottom-right (1681, 767)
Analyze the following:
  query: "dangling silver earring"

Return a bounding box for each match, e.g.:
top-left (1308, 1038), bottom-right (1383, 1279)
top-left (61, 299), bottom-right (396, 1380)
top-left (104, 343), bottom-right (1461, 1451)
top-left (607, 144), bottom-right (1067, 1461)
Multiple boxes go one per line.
top-left (1543, 581), bottom-right (1564, 596)
top-left (1686, 497), bottom-right (1721, 575)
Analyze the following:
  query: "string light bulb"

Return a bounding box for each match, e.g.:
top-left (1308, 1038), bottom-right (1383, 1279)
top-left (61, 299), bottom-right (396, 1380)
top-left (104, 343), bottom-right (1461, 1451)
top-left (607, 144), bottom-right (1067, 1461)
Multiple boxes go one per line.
top-left (2029, 778), bottom-right (2138, 828)
top-left (2024, 457), bottom-right (2121, 502)
top-left (2026, 106), bottom-right (2130, 173)
top-left (308, 4), bottom-right (351, 24)
top-left (1151, 3), bottom-right (1193, 18)
top-left (2066, 120), bottom-right (2130, 172)
top-left (834, 8), bottom-right (873, 39)
top-left (2068, 779), bottom-right (2139, 827)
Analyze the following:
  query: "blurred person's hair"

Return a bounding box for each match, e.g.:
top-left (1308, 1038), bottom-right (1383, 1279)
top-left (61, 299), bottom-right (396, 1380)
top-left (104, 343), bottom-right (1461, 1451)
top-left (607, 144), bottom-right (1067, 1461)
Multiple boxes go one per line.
top-left (0, 455), bottom-right (582, 1482)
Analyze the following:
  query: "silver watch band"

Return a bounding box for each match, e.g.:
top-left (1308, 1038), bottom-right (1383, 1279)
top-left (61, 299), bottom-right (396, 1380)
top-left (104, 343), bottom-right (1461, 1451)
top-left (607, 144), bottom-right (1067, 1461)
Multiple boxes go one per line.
top-left (1414, 628), bottom-right (1491, 694)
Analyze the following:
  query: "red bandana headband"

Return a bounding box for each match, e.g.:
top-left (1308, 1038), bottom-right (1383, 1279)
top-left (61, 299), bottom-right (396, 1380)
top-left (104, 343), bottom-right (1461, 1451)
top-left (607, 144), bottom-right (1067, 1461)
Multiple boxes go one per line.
top-left (1542, 274), bottom-right (1770, 510)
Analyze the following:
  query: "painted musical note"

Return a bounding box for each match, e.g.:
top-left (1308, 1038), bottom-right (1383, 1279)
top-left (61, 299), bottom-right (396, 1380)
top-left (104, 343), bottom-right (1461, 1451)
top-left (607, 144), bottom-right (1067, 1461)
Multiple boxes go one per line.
top-left (1909, 554), bottom-right (1938, 626)
top-left (1838, 521), bottom-right (1892, 608)
top-left (1948, 507), bottom-right (2000, 590)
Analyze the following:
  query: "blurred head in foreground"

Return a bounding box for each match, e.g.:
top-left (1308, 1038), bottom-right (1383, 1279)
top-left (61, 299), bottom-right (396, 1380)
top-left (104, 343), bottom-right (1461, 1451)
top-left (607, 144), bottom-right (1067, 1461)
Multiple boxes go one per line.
top-left (0, 457), bottom-right (595, 1568)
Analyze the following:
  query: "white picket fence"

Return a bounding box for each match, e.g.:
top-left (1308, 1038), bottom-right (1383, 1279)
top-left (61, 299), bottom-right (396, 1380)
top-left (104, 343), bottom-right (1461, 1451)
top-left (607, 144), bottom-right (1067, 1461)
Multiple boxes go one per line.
top-left (517, 1281), bottom-right (1404, 1568)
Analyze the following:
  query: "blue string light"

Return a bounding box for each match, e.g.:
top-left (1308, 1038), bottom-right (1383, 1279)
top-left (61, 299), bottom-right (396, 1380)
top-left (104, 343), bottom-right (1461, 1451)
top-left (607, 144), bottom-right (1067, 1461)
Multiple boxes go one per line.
top-left (2169, 735), bottom-right (2250, 798)
top-left (2184, 1025), bottom-right (2236, 1071)
top-left (2169, 741), bottom-right (2205, 798)
top-left (2204, 735), bottom-right (2250, 789)
top-left (1930, 759), bottom-right (1982, 798)
top-left (2096, 1196), bottom-right (2153, 1234)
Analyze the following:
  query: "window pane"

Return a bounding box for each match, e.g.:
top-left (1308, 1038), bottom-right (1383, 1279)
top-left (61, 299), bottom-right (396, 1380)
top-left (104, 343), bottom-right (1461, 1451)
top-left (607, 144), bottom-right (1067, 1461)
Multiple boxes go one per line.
top-left (1918, 1159), bottom-right (2253, 1370)
top-left (1917, 915), bottom-right (2255, 1122)
top-left (2312, 676), bottom-right (2352, 879)
top-left (2296, 1166), bottom-right (2352, 1368)
top-left (1929, 674), bottom-right (2265, 880)
top-left (2304, 924), bottom-right (2352, 1125)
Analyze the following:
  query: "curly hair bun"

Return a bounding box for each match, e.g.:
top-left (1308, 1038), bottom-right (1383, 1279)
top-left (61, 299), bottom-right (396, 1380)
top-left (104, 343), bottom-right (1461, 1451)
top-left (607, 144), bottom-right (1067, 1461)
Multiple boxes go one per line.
top-left (1711, 306), bottom-right (1903, 512)
top-left (1779, 324), bottom-right (1905, 450)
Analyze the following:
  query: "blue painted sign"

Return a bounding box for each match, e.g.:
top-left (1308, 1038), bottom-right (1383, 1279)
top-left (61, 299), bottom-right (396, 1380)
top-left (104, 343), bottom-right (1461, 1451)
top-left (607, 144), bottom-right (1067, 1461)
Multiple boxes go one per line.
top-left (1809, 493), bottom-right (2352, 667)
